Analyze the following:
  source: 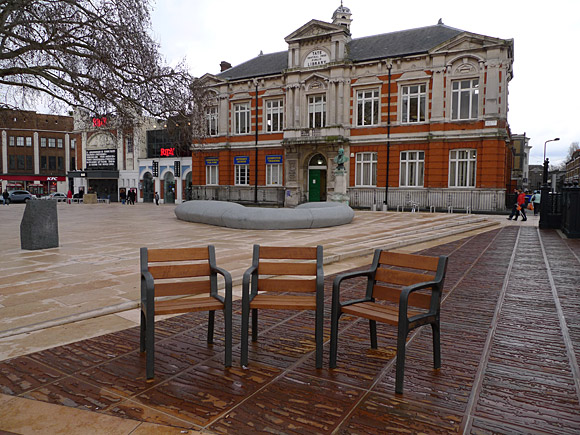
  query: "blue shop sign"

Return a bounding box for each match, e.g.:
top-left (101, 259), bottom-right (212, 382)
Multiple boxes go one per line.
top-left (234, 156), bottom-right (250, 165)
top-left (266, 155), bottom-right (283, 164)
top-left (205, 157), bottom-right (219, 166)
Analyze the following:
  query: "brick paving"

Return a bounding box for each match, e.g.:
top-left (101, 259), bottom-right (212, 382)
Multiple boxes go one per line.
top-left (1, 225), bottom-right (579, 433)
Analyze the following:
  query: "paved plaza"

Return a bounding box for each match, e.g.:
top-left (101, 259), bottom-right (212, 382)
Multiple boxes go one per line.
top-left (1, 202), bottom-right (579, 433)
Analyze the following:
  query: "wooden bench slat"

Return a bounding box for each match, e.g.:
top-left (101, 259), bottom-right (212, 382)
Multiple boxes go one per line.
top-left (259, 246), bottom-right (318, 260)
top-left (375, 267), bottom-right (434, 287)
top-left (149, 263), bottom-right (211, 279)
top-left (258, 262), bottom-right (317, 276)
top-left (155, 297), bottom-right (223, 315)
top-left (372, 284), bottom-right (432, 310)
top-left (379, 251), bottom-right (440, 271)
top-left (154, 280), bottom-right (211, 297)
top-left (250, 294), bottom-right (316, 310)
top-left (148, 247), bottom-right (209, 262)
top-left (342, 302), bottom-right (422, 325)
top-left (257, 278), bottom-right (317, 293)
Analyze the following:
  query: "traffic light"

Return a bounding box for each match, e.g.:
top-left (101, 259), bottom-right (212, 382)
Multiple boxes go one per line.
top-left (152, 161), bottom-right (159, 177)
top-left (174, 161), bottom-right (181, 177)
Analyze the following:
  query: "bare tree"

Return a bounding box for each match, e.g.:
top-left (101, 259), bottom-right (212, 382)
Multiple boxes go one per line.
top-left (565, 142), bottom-right (579, 162)
top-left (0, 0), bottom-right (207, 148)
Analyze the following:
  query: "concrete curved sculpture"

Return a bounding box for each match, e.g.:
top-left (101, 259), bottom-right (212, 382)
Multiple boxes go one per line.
top-left (174, 200), bottom-right (354, 230)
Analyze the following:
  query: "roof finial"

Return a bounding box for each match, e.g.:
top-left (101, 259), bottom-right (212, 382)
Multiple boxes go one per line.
top-left (438, 18), bottom-right (443, 25)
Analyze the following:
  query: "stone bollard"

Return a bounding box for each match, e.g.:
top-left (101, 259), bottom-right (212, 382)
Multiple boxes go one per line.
top-left (20, 200), bottom-right (59, 250)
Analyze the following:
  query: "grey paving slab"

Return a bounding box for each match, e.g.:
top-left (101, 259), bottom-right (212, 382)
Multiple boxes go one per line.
top-left (0, 201), bottom-right (523, 359)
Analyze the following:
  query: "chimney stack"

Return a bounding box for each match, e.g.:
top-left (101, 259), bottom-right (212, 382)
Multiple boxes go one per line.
top-left (220, 61), bottom-right (232, 72)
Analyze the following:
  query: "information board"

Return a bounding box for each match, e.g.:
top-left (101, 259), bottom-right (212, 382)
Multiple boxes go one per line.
top-left (86, 149), bottom-right (117, 170)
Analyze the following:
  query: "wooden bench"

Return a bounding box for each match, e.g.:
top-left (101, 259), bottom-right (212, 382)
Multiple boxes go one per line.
top-left (140, 246), bottom-right (232, 380)
top-left (329, 249), bottom-right (448, 394)
top-left (241, 245), bottom-right (324, 368)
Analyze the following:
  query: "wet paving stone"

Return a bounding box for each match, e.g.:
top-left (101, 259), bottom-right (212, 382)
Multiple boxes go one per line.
top-left (2, 226), bottom-right (580, 433)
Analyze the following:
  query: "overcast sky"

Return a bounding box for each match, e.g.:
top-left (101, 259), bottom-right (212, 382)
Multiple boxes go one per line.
top-left (150, 0), bottom-right (579, 166)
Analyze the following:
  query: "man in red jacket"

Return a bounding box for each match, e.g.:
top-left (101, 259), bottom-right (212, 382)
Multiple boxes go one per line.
top-left (516, 190), bottom-right (527, 221)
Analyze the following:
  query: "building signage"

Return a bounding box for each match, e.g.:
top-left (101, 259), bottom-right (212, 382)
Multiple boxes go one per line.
top-left (92, 116), bottom-right (107, 127)
top-left (205, 157), bottom-right (219, 166)
top-left (304, 49), bottom-right (329, 67)
top-left (86, 149), bottom-right (117, 170)
top-left (234, 156), bottom-right (250, 165)
top-left (160, 147), bottom-right (175, 156)
top-left (0, 175), bottom-right (66, 181)
top-left (266, 155), bottom-right (283, 164)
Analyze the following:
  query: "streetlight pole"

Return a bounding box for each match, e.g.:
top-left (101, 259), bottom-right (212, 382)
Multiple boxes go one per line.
top-left (543, 137), bottom-right (560, 185)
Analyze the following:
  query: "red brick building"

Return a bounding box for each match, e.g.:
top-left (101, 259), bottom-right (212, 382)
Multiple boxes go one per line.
top-left (0, 110), bottom-right (75, 196)
top-left (189, 5), bottom-right (514, 210)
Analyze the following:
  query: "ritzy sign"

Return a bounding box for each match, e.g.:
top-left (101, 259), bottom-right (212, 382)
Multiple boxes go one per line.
top-left (160, 147), bottom-right (175, 157)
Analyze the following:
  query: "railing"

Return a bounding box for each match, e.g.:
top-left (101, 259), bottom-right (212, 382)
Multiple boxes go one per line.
top-left (189, 186), bottom-right (285, 207)
top-left (347, 188), bottom-right (506, 212)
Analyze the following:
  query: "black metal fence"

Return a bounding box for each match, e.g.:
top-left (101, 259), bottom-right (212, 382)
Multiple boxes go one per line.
top-left (539, 181), bottom-right (580, 238)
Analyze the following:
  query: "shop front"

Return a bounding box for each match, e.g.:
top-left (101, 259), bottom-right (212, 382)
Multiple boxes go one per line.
top-left (0, 175), bottom-right (66, 197)
top-left (68, 170), bottom-right (120, 201)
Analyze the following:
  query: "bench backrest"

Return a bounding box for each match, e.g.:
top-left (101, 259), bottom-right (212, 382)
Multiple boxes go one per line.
top-left (140, 246), bottom-right (217, 298)
top-left (370, 250), bottom-right (447, 310)
top-left (252, 245), bottom-right (323, 294)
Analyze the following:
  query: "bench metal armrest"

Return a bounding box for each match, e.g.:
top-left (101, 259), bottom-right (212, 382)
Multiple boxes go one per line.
top-left (331, 269), bottom-right (374, 311)
top-left (242, 264), bottom-right (258, 297)
top-left (141, 270), bottom-right (155, 303)
top-left (211, 265), bottom-right (233, 305)
top-left (399, 280), bottom-right (441, 323)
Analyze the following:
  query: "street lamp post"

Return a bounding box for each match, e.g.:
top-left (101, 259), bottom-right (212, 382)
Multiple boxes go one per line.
top-left (543, 137), bottom-right (560, 185)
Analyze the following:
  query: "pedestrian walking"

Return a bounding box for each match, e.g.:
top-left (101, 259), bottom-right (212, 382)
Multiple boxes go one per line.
top-left (517, 189), bottom-right (527, 221)
top-left (532, 190), bottom-right (541, 216)
top-left (154, 191), bottom-right (159, 206)
top-left (507, 189), bottom-right (520, 220)
top-left (2, 189), bottom-right (9, 205)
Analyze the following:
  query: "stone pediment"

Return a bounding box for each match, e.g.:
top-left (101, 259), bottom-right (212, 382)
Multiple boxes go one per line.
top-left (430, 32), bottom-right (513, 54)
top-left (198, 73), bottom-right (226, 86)
top-left (285, 19), bottom-right (346, 43)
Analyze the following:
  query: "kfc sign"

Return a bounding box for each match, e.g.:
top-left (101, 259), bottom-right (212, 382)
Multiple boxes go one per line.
top-left (160, 147), bottom-right (175, 157)
top-left (92, 116), bottom-right (107, 127)
top-left (47, 177), bottom-right (57, 181)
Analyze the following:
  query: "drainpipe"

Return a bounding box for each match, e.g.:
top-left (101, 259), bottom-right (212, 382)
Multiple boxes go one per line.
top-left (384, 62), bottom-right (392, 211)
top-left (254, 79), bottom-right (259, 204)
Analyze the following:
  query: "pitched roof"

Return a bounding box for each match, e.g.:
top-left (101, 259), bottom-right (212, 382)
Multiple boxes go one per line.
top-left (217, 24), bottom-right (465, 81)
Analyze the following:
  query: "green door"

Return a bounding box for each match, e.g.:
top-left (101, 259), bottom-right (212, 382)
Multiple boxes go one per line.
top-left (309, 170), bottom-right (321, 202)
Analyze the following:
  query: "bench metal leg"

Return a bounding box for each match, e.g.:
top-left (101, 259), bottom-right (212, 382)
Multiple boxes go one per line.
top-left (251, 308), bottom-right (258, 342)
top-left (315, 303), bottom-right (323, 369)
top-left (207, 310), bottom-right (215, 343)
top-left (240, 291), bottom-right (250, 366)
top-left (329, 308), bottom-right (340, 369)
top-left (395, 322), bottom-right (408, 394)
top-left (431, 322), bottom-right (441, 369)
top-left (369, 319), bottom-right (378, 349)
top-left (145, 316), bottom-right (155, 380)
top-left (224, 308), bottom-right (232, 367)
top-left (139, 310), bottom-right (146, 352)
